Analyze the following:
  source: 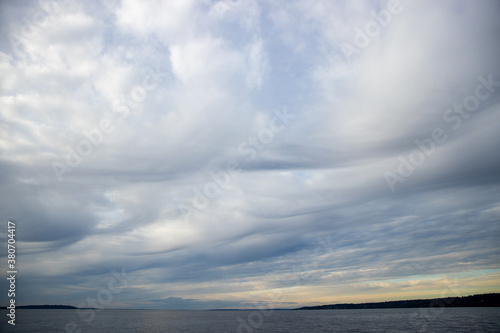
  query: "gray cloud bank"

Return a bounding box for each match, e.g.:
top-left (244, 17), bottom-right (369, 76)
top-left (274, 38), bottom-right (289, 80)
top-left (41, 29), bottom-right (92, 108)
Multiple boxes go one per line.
top-left (0, 0), bottom-right (499, 309)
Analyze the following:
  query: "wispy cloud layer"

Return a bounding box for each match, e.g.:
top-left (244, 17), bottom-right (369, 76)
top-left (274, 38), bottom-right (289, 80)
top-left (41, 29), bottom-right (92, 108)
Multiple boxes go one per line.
top-left (0, 0), bottom-right (499, 309)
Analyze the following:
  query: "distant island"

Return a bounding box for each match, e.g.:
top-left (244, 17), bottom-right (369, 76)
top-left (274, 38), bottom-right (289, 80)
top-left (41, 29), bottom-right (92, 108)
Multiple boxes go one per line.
top-left (295, 293), bottom-right (500, 310)
top-left (3, 294), bottom-right (499, 310)
top-left (1, 305), bottom-right (94, 310)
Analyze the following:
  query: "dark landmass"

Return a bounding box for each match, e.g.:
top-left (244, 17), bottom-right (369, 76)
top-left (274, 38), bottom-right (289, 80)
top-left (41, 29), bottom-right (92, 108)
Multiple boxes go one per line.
top-left (3, 294), bottom-right (498, 311)
top-left (1, 304), bottom-right (95, 310)
top-left (295, 293), bottom-right (500, 310)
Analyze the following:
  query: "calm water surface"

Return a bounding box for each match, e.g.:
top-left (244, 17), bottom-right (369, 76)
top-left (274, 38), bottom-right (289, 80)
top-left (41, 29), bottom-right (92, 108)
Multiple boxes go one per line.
top-left (1, 307), bottom-right (499, 332)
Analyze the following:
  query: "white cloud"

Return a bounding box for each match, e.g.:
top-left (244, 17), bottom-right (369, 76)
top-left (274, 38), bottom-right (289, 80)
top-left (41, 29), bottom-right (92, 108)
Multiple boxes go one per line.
top-left (0, 0), bottom-right (499, 309)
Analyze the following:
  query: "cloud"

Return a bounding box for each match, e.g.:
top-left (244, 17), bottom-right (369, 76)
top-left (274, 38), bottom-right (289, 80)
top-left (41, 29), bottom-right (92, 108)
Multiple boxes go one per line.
top-left (0, 0), bottom-right (499, 309)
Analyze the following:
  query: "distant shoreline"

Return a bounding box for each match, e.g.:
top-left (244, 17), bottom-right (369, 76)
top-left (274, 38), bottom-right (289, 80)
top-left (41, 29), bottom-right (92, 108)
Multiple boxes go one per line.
top-left (294, 293), bottom-right (500, 310)
top-left (0, 305), bottom-right (95, 310)
top-left (2, 293), bottom-right (499, 310)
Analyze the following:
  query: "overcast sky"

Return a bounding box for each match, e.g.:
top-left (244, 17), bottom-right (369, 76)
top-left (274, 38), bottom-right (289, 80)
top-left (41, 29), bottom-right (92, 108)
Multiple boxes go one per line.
top-left (0, 0), bottom-right (499, 310)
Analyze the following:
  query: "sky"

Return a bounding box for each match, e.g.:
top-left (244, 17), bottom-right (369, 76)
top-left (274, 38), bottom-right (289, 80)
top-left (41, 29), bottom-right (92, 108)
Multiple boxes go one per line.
top-left (0, 0), bottom-right (499, 310)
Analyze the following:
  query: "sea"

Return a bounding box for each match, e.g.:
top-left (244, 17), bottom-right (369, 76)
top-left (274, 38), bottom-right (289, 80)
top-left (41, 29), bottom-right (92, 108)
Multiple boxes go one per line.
top-left (1, 307), bottom-right (499, 332)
